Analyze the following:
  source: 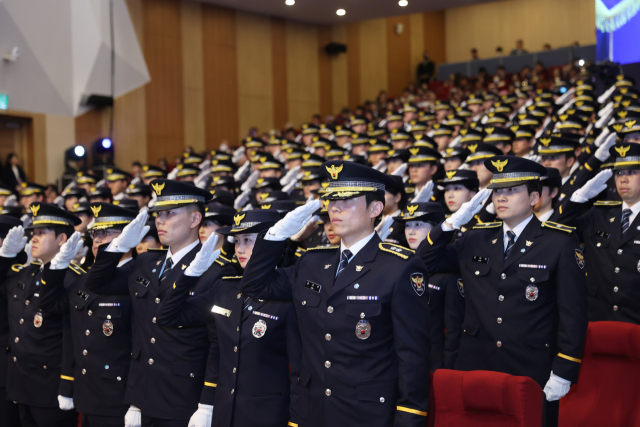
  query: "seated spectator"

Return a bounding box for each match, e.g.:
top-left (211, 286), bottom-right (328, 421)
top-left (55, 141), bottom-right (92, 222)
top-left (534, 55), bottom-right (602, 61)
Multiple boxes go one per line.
top-left (543, 43), bottom-right (552, 51)
top-left (496, 46), bottom-right (503, 56)
top-left (471, 48), bottom-right (479, 60)
top-left (510, 39), bottom-right (529, 55)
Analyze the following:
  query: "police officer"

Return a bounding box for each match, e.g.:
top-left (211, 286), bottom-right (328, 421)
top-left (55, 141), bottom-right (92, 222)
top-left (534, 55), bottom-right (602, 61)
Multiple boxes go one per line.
top-left (38, 203), bottom-right (138, 427)
top-left (84, 180), bottom-right (234, 427)
top-left (241, 161), bottom-right (431, 427)
top-left (0, 203), bottom-right (82, 427)
top-left (417, 156), bottom-right (588, 426)
top-left (156, 209), bottom-right (302, 427)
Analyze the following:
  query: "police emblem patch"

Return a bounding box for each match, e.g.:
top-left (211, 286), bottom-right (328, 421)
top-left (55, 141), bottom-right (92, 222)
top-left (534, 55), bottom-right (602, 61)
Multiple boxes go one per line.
top-left (103, 320), bottom-right (114, 336)
top-left (355, 320), bottom-right (371, 340)
top-left (33, 312), bottom-right (43, 328)
top-left (525, 285), bottom-right (539, 301)
top-left (574, 249), bottom-right (585, 269)
top-left (410, 273), bottom-right (425, 296)
top-left (457, 279), bottom-right (465, 297)
top-left (252, 319), bottom-right (267, 338)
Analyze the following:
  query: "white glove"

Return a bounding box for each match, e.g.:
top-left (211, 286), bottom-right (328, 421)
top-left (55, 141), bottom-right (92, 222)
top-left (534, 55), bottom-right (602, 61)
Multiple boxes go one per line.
top-left (557, 98), bottom-right (576, 115)
top-left (411, 181), bottom-right (434, 203)
top-left (57, 395), bottom-right (74, 410)
top-left (446, 188), bottom-right (491, 230)
top-left (597, 101), bottom-right (614, 118)
top-left (0, 226), bottom-right (27, 258)
top-left (109, 211), bottom-right (150, 253)
top-left (485, 202), bottom-right (496, 215)
top-left (593, 128), bottom-right (610, 147)
top-left (595, 109), bottom-right (613, 129)
top-left (232, 146), bottom-right (246, 164)
top-left (167, 167), bottom-right (179, 180)
top-left (266, 199), bottom-right (322, 241)
top-left (53, 195), bottom-right (65, 208)
top-left (594, 133), bottom-right (617, 162)
top-left (185, 233), bottom-right (219, 277)
top-left (194, 171), bottom-right (211, 190)
top-left (597, 84), bottom-right (617, 104)
top-left (51, 232), bottom-right (83, 270)
top-left (233, 160), bottom-right (251, 182)
top-left (570, 169), bottom-right (612, 203)
top-left (280, 165), bottom-right (301, 186)
top-left (375, 215), bottom-right (394, 241)
top-left (20, 214), bottom-right (32, 229)
top-left (291, 215), bottom-right (319, 242)
top-left (199, 159), bottom-right (212, 171)
top-left (372, 160), bottom-right (387, 172)
top-left (390, 163), bottom-right (407, 177)
top-left (3, 194), bottom-right (18, 207)
top-left (188, 403), bottom-right (213, 427)
top-left (234, 189), bottom-right (252, 210)
top-left (240, 170), bottom-right (260, 192)
top-left (282, 179), bottom-right (298, 195)
top-left (125, 405), bottom-right (142, 427)
top-left (555, 88), bottom-right (575, 106)
top-left (543, 371), bottom-right (571, 401)
top-left (24, 241), bottom-right (34, 265)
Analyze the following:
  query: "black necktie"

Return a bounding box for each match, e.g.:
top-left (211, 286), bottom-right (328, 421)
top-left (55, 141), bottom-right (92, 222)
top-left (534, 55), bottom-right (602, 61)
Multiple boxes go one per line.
top-left (504, 231), bottom-right (516, 260)
top-left (160, 257), bottom-right (173, 282)
top-left (335, 249), bottom-right (352, 278)
top-left (622, 209), bottom-right (632, 234)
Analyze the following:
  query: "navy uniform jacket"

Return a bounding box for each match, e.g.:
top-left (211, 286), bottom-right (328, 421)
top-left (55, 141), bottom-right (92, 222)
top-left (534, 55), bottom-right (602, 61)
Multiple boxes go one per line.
top-left (38, 260), bottom-right (135, 416)
top-left (156, 271), bottom-right (302, 427)
top-left (575, 201), bottom-right (640, 324)
top-left (417, 218), bottom-right (588, 387)
top-left (0, 258), bottom-right (78, 407)
top-left (84, 245), bottom-right (236, 420)
top-left (241, 234), bottom-right (431, 427)
top-left (553, 155), bottom-right (603, 209)
top-left (427, 273), bottom-right (464, 371)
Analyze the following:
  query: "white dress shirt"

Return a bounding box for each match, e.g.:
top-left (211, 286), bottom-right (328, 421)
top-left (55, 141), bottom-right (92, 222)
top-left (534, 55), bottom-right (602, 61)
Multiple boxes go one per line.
top-left (622, 201), bottom-right (640, 226)
top-left (537, 209), bottom-right (554, 222)
top-left (159, 239), bottom-right (199, 276)
top-left (117, 257), bottom-right (133, 268)
top-left (503, 214), bottom-right (534, 251)
top-left (340, 231), bottom-right (376, 263)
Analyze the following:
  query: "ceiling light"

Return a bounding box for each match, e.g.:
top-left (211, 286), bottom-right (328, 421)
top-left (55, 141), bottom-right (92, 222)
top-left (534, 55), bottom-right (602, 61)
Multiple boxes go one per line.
top-left (336, 9), bottom-right (346, 16)
top-left (285, 0), bottom-right (295, 5)
top-left (399, 0), bottom-right (408, 6)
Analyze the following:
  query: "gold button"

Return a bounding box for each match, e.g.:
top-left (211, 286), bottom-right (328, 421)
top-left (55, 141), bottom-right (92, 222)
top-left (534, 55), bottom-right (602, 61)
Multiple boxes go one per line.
top-left (148, 359), bottom-right (154, 365)
top-left (237, 293), bottom-right (241, 299)
top-left (233, 368), bottom-right (236, 373)
top-left (325, 389), bottom-right (332, 396)
top-left (617, 249), bottom-right (623, 255)
top-left (231, 389), bottom-right (234, 394)
top-left (13, 357), bottom-right (16, 362)
top-left (14, 337), bottom-right (18, 343)
top-left (475, 271), bottom-right (479, 275)
top-left (43, 366), bottom-right (47, 369)
top-left (234, 346), bottom-right (237, 352)
top-left (325, 334), bottom-right (331, 341)
top-left (545, 344), bottom-right (549, 348)
top-left (615, 267), bottom-right (620, 273)
top-left (597, 242), bottom-right (601, 247)
top-left (498, 295), bottom-right (504, 301)
top-left (152, 317), bottom-right (156, 323)
top-left (83, 350), bottom-right (88, 356)
top-left (117, 376), bottom-right (122, 381)
top-left (86, 330), bottom-right (90, 336)
top-left (82, 369), bottom-right (87, 374)
top-left (19, 319), bottom-right (23, 324)
top-left (325, 361), bottom-right (331, 368)
top-left (613, 305), bottom-right (619, 311)
top-left (150, 338), bottom-right (156, 344)
top-left (500, 273), bottom-right (506, 279)
top-left (25, 300), bottom-right (30, 306)
top-left (497, 318), bottom-right (502, 324)
top-left (107, 315), bottom-right (111, 320)
top-left (88, 310), bottom-right (92, 316)
top-left (380, 397), bottom-right (385, 403)
top-left (155, 298), bottom-right (160, 303)
top-left (190, 373), bottom-right (194, 378)
top-left (614, 286), bottom-right (619, 292)
top-left (530, 277), bottom-right (535, 283)
top-left (301, 301), bottom-right (306, 306)
top-left (360, 313), bottom-right (365, 319)
top-left (327, 306), bottom-right (334, 313)
top-left (497, 341), bottom-right (502, 347)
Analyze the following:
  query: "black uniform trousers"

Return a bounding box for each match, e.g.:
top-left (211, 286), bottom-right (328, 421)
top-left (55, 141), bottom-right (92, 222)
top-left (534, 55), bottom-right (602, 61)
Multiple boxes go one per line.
top-left (16, 404), bottom-right (77, 427)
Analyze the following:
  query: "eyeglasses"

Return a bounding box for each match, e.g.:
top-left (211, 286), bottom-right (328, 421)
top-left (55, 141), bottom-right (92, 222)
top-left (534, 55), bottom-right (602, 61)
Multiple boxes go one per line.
top-left (88, 229), bottom-right (120, 239)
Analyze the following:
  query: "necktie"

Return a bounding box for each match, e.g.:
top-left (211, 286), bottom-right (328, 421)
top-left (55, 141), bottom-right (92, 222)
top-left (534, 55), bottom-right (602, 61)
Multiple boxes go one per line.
top-left (335, 249), bottom-right (353, 278)
top-left (504, 230), bottom-right (516, 260)
top-left (160, 257), bottom-right (173, 282)
top-left (622, 208), bottom-right (632, 234)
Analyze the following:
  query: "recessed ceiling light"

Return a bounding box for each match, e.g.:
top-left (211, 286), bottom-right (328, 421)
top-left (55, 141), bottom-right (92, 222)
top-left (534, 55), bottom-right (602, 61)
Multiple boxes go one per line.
top-left (399, 0), bottom-right (408, 6)
top-left (285, 0), bottom-right (294, 5)
top-left (336, 9), bottom-right (346, 16)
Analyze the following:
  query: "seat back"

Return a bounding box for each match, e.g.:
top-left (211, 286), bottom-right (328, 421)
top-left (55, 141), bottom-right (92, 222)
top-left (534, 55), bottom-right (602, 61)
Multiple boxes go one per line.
top-left (559, 321), bottom-right (640, 427)
top-left (432, 369), bottom-right (542, 427)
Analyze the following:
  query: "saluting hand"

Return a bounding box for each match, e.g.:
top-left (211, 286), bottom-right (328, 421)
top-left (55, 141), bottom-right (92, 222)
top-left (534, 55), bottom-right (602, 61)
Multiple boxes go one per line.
top-left (185, 232), bottom-right (219, 277)
top-left (51, 232), bottom-right (83, 270)
top-left (266, 197), bottom-right (322, 241)
top-left (570, 169), bottom-right (612, 203)
top-left (110, 211), bottom-right (150, 253)
top-left (446, 188), bottom-right (491, 230)
top-left (0, 226), bottom-right (27, 258)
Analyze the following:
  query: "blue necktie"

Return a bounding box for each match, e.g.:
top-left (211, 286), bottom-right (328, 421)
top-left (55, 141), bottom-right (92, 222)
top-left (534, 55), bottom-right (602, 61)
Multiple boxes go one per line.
top-left (504, 231), bottom-right (516, 260)
top-left (622, 209), bottom-right (632, 234)
top-left (335, 250), bottom-right (352, 278)
top-left (160, 257), bottom-right (173, 282)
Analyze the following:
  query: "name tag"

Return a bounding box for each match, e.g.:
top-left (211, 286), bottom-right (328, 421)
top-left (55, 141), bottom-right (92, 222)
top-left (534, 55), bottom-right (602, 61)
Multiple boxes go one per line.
top-left (472, 256), bottom-right (488, 263)
top-left (211, 305), bottom-right (231, 317)
top-left (253, 311), bottom-right (279, 320)
top-left (519, 264), bottom-right (547, 269)
top-left (634, 241), bottom-right (640, 245)
top-left (76, 290), bottom-right (90, 300)
top-left (596, 231), bottom-right (610, 238)
top-left (428, 284), bottom-right (441, 290)
top-left (98, 303), bottom-right (120, 307)
top-left (304, 281), bottom-right (322, 293)
top-left (136, 276), bottom-right (150, 287)
top-left (347, 296), bottom-right (379, 300)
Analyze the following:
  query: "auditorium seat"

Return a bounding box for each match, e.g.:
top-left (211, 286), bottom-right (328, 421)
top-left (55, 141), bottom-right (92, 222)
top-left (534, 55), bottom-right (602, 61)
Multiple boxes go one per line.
top-left (559, 321), bottom-right (640, 427)
top-left (431, 369), bottom-right (541, 427)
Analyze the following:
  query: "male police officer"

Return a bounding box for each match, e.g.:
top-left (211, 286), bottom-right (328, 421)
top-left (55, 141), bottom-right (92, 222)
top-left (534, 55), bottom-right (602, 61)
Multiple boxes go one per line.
top-left (417, 156), bottom-right (587, 426)
top-left (85, 180), bottom-right (234, 427)
top-left (241, 161), bottom-right (431, 427)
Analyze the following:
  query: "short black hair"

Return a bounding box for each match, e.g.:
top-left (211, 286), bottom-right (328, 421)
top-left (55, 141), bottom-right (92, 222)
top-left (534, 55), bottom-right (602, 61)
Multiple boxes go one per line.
top-left (525, 181), bottom-right (542, 197)
top-left (186, 203), bottom-right (205, 228)
top-left (50, 225), bottom-right (75, 240)
top-left (365, 192), bottom-right (385, 221)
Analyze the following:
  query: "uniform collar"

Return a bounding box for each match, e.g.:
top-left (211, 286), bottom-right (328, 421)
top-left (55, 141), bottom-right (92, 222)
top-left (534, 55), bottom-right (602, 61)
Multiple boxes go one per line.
top-left (166, 239), bottom-right (199, 265)
top-left (537, 209), bottom-right (554, 222)
top-left (340, 231), bottom-right (376, 261)
top-left (503, 214), bottom-right (534, 239)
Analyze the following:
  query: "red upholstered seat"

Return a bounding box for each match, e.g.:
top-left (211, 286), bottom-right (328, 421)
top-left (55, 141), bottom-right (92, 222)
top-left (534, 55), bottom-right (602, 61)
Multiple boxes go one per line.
top-left (431, 369), bottom-right (541, 427)
top-left (559, 321), bottom-right (640, 427)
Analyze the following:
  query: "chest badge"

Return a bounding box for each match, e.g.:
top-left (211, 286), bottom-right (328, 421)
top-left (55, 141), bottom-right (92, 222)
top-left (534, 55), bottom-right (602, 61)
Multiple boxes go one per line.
top-left (410, 272), bottom-right (425, 296)
top-left (356, 320), bottom-right (371, 340)
top-left (324, 264), bottom-right (331, 269)
top-left (103, 320), bottom-right (114, 336)
top-left (33, 312), bottom-right (43, 328)
top-left (252, 319), bottom-right (267, 338)
top-left (526, 240), bottom-right (533, 246)
top-left (492, 239), bottom-right (498, 244)
top-left (525, 285), bottom-right (539, 301)
top-left (610, 217), bottom-right (615, 223)
top-left (356, 265), bottom-right (364, 272)
top-left (457, 279), bottom-right (465, 297)
top-left (575, 249), bottom-right (585, 269)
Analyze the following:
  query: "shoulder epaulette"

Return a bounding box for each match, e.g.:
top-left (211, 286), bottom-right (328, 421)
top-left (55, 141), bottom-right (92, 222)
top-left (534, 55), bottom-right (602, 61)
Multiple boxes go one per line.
top-left (594, 201), bottom-right (622, 206)
top-left (295, 247), bottom-right (307, 257)
top-left (30, 261), bottom-right (42, 266)
top-left (11, 264), bottom-right (23, 272)
top-left (222, 276), bottom-right (242, 280)
top-left (472, 222), bottom-right (503, 229)
top-left (379, 242), bottom-right (415, 259)
top-left (214, 255), bottom-right (232, 266)
top-left (147, 247), bottom-right (168, 252)
top-left (307, 245), bottom-right (338, 251)
top-left (542, 221), bottom-right (575, 234)
top-left (69, 263), bottom-right (86, 275)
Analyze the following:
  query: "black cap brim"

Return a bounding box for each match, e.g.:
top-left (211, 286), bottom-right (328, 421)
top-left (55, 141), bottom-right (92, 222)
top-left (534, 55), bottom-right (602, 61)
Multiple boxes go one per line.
top-left (216, 221), bottom-right (277, 236)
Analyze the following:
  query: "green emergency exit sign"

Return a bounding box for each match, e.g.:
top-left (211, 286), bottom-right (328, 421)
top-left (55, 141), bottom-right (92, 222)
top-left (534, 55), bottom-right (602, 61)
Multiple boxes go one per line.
top-left (0, 93), bottom-right (8, 110)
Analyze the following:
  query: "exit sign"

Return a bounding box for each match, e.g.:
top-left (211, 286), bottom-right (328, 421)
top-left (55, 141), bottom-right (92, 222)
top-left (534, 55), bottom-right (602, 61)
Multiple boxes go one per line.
top-left (0, 93), bottom-right (8, 110)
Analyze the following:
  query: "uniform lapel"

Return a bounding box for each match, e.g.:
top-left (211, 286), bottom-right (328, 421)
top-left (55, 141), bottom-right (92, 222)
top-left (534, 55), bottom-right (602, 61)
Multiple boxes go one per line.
top-left (609, 206), bottom-right (623, 245)
top-left (330, 234), bottom-right (381, 298)
top-left (504, 218), bottom-right (542, 270)
top-left (488, 227), bottom-right (505, 267)
top-left (148, 252), bottom-right (166, 296)
top-left (157, 243), bottom-right (202, 297)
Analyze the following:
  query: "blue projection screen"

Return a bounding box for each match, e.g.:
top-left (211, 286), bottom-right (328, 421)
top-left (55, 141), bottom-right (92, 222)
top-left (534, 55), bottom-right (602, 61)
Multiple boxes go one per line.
top-left (596, 0), bottom-right (640, 64)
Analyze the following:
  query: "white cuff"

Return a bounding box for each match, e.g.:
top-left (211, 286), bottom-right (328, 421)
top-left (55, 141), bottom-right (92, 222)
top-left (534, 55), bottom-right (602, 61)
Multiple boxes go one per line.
top-left (106, 242), bottom-right (127, 254)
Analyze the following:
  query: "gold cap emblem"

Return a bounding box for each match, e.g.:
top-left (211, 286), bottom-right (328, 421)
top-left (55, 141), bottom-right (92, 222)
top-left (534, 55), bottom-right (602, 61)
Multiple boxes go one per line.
top-left (30, 204), bottom-right (40, 217)
top-left (233, 213), bottom-right (246, 226)
top-left (491, 159), bottom-right (508, 172)
top-left (325, 164), bottom-right (343, 180)
top-left (151, 182), bottom-right (165, 196)
top-left (90, 205), bottom-right (102, 218)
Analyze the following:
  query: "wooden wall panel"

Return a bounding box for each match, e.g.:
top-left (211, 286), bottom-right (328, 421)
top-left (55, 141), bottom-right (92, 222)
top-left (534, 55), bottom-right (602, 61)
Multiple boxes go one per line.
top-left (409, 13), bottom-right (425, 84)
top-left (330, 24), bottom-right (348, 114)
top-left (286, 21), bottom-right (320, 128)
top-left (346, 22), bottom-right (361, 109)
top-left (271, 18), bottom-right (288, 130)
top-left (386, 15), bottom-right (412, 97)
top-left (423, 11), bottom-right (446, 66)
top-left (202, 4), bottom-right (239, 147)
top-left (237, 12), bottom-right (274, 137)
top-left (359, 18), bottom-right (387, 102)
top-left (445, 0), bottom-right (595, 63)
top-left (143, 0), bottom-right (184, 163)
top-left (181, 1), bottom-right (206, 152)
top-left (318, 26), bottom-right (333, 118)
